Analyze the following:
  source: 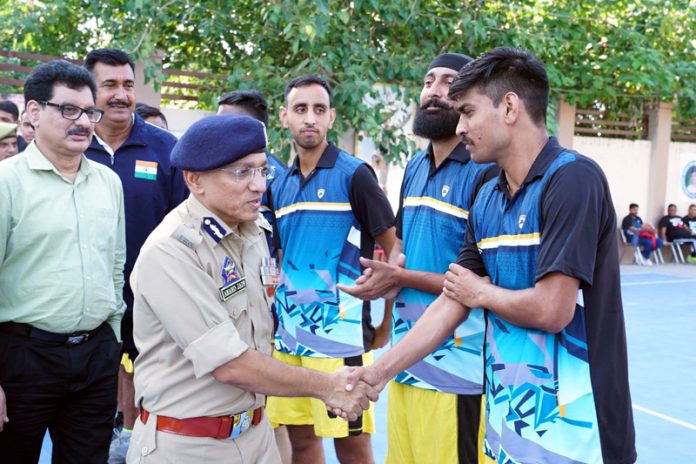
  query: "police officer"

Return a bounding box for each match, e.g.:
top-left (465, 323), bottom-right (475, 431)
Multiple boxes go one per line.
top-left (127, 114), bottom-right (377, 464)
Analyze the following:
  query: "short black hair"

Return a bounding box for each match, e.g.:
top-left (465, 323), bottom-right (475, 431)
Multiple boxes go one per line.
top-left (24, 60), bottom-right (97, 103)
top-left (284, 75), bottom-right (332, 106)
top-left (0, 101), bottom-right (19, 120)
top-left (218, 90), bottom-right (269, 126)
top-left (629, 203), bottom-right (639, 209)
top-left (668, 203), bottom-right (677, 209)
top-left (135, 103), bottom-right (168, 127)
top-left (449, 47), bottom-right (549, 125)
top-left (84, 48), bottom-right (135, 73)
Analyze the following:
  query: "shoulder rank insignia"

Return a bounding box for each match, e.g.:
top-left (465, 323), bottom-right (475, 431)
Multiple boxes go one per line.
top-left (203, 217), bottom-right (226, 243)
top-left (171, 221), bottom-right (202, 249)
top-left (219, 256), bottom-right (246, 301)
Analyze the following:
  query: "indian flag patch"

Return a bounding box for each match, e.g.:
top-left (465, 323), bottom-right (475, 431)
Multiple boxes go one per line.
top-left (134, 160), bottom-right (158, 180)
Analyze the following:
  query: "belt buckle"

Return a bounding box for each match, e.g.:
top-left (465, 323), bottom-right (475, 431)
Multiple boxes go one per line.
top-left (228, 411), bottom-right (252, 440)
top-left (66, 334), bottom-right (88, 344)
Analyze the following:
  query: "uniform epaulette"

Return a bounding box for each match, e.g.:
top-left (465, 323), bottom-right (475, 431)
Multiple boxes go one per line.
top-left (171, 215), bottom-right (203, 249)
top-left (256, 215), bottom-right (272, 233)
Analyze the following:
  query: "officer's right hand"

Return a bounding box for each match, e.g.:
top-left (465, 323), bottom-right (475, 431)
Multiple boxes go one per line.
top-left (323, 367), bottom-right (379, 421)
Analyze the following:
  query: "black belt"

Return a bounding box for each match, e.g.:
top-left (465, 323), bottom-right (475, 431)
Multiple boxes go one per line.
top-left (0, 321), bottom-right (104, 345)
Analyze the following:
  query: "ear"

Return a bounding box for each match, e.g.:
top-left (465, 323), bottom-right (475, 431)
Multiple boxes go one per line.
top-left (328, 108), bottom-right (337, 129)
top-left (502, 92), bottom-right (521, 124)
top-left (279, 106), bottom-right (289, 129)
top-left (183, 170), bottom-right (205, 194)
top-left (26, 100), bottom-right (42, 127)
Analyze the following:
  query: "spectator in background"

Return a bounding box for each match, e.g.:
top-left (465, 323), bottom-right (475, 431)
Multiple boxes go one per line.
top-left (19, 110), bottom-right (35, 149)
top-left (622, 203), bottom-right (663, 265)
top-left (83, 47), bottom-right (188, 463)
top-left (658, 204), bottom-right (696, 242)
top-left (0, 100), bottom-right (27, 152)
top-left (683, 204), bottom-right (696, 235)
top-left (0, 122), bottom-right (18, 161)
top-left (134, 102), bottom-right (168, 130)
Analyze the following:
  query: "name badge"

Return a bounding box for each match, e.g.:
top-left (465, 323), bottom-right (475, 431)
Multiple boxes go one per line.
top-left (220, 278), bottom-right (247, 301)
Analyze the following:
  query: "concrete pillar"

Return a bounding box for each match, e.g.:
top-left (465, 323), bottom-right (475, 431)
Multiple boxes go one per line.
top-left (134, 51), bottom-right (164, 107)
top-left (646, 102), bottom-right (674, 222)
top-left (554, 95), bottom-right (575, 149)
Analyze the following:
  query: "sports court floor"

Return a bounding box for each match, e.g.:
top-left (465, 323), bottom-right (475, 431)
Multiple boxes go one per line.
top-left (39, 264), bottom-right (695, 463)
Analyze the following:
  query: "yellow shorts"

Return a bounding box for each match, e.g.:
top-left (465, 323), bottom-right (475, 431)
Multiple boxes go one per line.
top-left (386, 381), bottom-right (486, 464)
top-left (265, 350), bottom-right (375, 438)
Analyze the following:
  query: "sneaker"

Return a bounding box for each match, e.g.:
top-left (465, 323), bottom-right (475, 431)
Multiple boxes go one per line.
top-left (644, 259), bottom-right (653, 266)
top-left (108, 429), bottom-right (131, 464)
top-left (687, 255), bottom-right (696, 264)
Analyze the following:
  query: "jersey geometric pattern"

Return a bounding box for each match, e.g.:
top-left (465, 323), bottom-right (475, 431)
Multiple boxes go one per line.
top-left (471, 151), bottom-right (602, 464)
top-left (393, 149), bottom-right (490, 394)
top-left (272, 148), bottom-right (368, 358)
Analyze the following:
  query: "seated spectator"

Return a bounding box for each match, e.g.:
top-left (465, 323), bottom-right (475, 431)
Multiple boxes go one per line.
top-left (659, 204), bottom-right (696, 263)
top-left (134, 102), bottom-right (168, 130)
top-left (0, 122), bottom-right (18, 161)
top-left (659, 204), bottom-right (696, 242)
top-left (684, 204), bottom-right (696, 235)
top-left (621, 203), bottom-right (663, 265)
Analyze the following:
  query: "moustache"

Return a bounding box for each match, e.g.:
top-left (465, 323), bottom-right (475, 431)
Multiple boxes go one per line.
top-left (67, 128), bottom-right (92, 137)
top-left (419, 98), bottom-right (453, 111)
top-left (107, 100), bottom-right (130, 108)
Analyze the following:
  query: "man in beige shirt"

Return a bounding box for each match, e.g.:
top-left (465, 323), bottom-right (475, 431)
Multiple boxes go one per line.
top-left (127, 114), bottom-right (376, 463)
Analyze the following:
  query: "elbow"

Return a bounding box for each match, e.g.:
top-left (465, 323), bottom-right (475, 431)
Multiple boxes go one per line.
top-left (536, 302), bottom-right (576, 334)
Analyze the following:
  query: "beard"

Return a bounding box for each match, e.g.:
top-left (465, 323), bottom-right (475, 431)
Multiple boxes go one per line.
top-left (412, 99), bottom-right (460, 141)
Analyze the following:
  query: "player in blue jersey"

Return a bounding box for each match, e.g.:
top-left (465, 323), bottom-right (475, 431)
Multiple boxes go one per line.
top-left (266, 75), bottom-right (396, 464)
top-left (341, 47), bottom-right (637, 464)
top-left (340, 53), bottom-right (497, 464)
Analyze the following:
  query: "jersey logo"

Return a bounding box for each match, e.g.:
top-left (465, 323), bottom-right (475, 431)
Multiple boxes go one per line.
top-left (518, 214), bottom-right (527, 229)
top-left (441, 185), bottom-right (450, 198)
top-left (317, 188), bottom-right (325, 199)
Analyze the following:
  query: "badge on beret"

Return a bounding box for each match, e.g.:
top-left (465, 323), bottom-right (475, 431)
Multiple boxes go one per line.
top-left (219, 256), bottom-right (246, 301)
top-left (203, 217), bottom-right (226, 243)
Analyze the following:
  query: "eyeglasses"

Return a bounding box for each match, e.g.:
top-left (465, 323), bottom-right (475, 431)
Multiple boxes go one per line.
top-left (218, 166), bottom-right (276, 182)
top-left (39, 101), bottom-right (104, 123)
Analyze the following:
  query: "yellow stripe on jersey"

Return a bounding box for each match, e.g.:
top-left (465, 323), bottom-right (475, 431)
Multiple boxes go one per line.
top-left (477, 233), bottom-right (541, 250)
top-left (403, 196), bottom-right (469, 219)
top-left (275, 201), bottom-right (352, 219)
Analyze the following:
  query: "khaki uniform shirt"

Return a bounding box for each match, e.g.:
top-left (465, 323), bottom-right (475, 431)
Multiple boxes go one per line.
top-left (131, 195), bottom-right (275, 418)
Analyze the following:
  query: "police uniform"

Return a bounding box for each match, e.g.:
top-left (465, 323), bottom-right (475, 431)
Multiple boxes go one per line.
top-left (126, 115), bottom-right (282, 463)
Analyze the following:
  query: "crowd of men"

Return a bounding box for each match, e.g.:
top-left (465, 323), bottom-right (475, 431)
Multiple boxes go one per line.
top-left (0, 46), bottom-right (639, 464)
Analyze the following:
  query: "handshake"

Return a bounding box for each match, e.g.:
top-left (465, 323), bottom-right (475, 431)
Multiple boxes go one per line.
top-left (322, 365), bottom-right (386, 422)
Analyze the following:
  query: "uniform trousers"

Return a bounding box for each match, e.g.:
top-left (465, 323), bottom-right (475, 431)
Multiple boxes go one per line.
top-left (0, 323), bottom-right (120, 464)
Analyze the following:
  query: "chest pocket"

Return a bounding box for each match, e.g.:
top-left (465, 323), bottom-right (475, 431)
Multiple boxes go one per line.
top-left (224, 289), bottom-right (248, 321)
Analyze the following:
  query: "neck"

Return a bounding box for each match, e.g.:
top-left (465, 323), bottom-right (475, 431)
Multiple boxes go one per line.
top-left (430, 137), bottom-right (460, 168)
top-left (297, 140), bottom-right (328, 177)
top-left (35, 140), bottom-right (82, 182)
top-left (499, 128), bottom-right (549, 196)
top-left (95, 117), bottom-right (132, 151)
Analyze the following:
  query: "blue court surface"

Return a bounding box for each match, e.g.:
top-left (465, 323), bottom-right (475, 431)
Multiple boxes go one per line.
top-left (39, 265), bottom-right (695, 463)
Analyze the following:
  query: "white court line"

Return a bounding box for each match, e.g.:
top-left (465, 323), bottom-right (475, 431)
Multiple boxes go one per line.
top-left (622, 279), bottom-right (696, 286)
top-left (633, 404), bottom-right (696, 430)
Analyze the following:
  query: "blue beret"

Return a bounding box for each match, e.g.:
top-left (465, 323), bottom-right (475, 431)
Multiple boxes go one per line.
top-left (171, 114), bottom-right (267, 171)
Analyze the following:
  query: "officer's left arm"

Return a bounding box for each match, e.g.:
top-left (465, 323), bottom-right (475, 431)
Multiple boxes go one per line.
top-left (108, 182), bottom-right (127, 341)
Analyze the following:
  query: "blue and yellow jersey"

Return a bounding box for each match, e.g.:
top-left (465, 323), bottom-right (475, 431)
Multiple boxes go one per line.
top-left (393, 144), bottom-right (494, 394)
top-left (270, 143), bottom-right (394, 358)
top-left (464, 137), bottom-right (635, 463)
